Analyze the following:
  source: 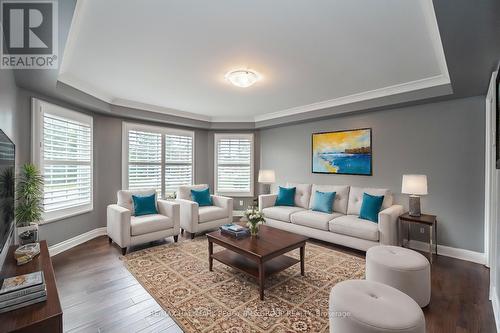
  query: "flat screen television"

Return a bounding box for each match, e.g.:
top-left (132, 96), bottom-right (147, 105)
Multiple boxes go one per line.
top-left (0, 130), bottom-right (15, 253)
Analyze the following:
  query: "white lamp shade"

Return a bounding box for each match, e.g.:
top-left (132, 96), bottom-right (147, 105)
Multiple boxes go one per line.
top-left (258, 169), bottom-right (276, 184)
top-left (402, 174), bottom-right (428, 195)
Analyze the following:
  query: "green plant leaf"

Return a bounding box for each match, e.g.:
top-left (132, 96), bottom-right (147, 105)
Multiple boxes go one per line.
top-left (15, 163), bottom-right (44, 226)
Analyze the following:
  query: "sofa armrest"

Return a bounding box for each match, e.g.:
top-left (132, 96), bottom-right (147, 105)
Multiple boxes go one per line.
top-left (175, 198), bottom-right (199, 233)
top-left (107, 204), bottom-right (131, 248)
top-left (259, 194), bottom-right (277, 211)
top-left (378, 204), bottom-right (404, 245)
top-left (157, 200), bottom-right (180, 234)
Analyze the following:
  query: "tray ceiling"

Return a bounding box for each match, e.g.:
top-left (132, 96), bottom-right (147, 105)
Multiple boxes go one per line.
top-left (59, 0), bottom-right (450, 123)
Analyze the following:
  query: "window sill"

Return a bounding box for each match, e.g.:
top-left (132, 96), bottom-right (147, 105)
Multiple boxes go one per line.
top-left (41, 208), bottom-right (94, 225)
top-left (216, 192), bottom-right (254, 198)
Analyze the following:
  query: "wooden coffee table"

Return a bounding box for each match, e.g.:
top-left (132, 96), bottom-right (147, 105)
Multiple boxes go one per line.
top-left (207, 225), bottom-right (308, 300)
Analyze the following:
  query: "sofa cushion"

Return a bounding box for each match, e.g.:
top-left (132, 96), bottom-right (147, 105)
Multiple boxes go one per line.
top-left (310, 185), bottom-right (350, 214)
top-left (198, 206), bottom-right (227, 223)
top-left (177, 184), bottom-right (208, 200)
top-left (130, 214), bottom-right (173, 236)
top-left (286, 183), bottom-right (312, 209)
top-left (347, 187), bottom-right (392, 215)
top-left (117, 189), bottom-right (156, 211)
top-left (329, 215), bottom-right (380, 241)
top-left (291, 210), bottom-right (342, 231)
top-left (262, 206), bottom-right (306, 222)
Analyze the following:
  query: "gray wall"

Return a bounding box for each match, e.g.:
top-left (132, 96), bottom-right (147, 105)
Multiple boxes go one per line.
top-left (8, 89), bottom-right (220, 246)
top-left (2, 73), bottom-right (486, 253)
top-left (260, 96), bottom-right (485, 253)
top-left (496, 171), bottom-right (500, 307)
top-left (13, 89), bottom-right (111, 246)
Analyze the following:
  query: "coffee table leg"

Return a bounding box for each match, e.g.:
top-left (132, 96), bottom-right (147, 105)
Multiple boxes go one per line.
top-left (259, 260), bottom-right (265, 300)
top-left (208, 240), bottom-right (213, 272)
top-left (300, 245), bottom-right (305, 276)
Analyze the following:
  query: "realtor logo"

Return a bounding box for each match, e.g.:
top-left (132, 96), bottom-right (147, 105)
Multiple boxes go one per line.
top-left (1, 1), bottom-right (58, 69)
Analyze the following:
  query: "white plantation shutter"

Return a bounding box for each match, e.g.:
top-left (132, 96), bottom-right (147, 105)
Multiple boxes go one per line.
top-left (127, 130), bottom-right (162, 195)
top-left (32, 99), bottom-right (94, 222)
top-left (215, 133), bottom-right (254, 197)
top-left (123, 123), bottom-right (194, 198)
top-left (165, 134), bottom-right (193, 194)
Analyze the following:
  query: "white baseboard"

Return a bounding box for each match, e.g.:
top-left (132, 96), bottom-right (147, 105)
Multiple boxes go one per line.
top-left (48, 227), bottom-right (107, 257)
top-left (491, 287), bottom-right (500, 333)
top-left (407, 239), bottom-right (486, 265)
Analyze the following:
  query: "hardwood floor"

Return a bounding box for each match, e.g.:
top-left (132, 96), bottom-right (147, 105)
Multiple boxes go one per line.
top-left (52, 236), bottom-right (182, 333)
top-left (52, 235), bottom-right (496, 333)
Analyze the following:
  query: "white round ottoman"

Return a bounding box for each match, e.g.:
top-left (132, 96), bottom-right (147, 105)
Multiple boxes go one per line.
top-left (366, 245), bottom-right (431, 307)
top-left (329, 280), bottom-right (425, 333)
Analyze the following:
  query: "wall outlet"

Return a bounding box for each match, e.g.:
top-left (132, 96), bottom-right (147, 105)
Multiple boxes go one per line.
top-left (239, 200), bottom-right (243, 207)
top-left (420, 227), bottom-right (425, 234)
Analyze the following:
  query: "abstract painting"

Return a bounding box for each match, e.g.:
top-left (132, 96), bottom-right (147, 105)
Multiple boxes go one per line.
top-left (312, 128), bottom-right (372, 175)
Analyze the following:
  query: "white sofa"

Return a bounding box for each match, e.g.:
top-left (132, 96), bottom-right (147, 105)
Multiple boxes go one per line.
top-left (258, 183), bottom-right (403, 251)
top-left (107, 189), bottom-right (180, 255)
top-left (175, 184), bottom-right (233, 239)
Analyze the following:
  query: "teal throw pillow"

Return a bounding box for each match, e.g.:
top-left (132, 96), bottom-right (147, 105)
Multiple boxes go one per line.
top-left (311, 191), bottom-right (336, 214)
top-left (191, 188), bottom-right (213, 206)
top-left (359, 193), bottom-right (384, 223)
top-left (132, 193), bottom-right (158, 216)
top-left (275, 186), bottom-right (296, 206)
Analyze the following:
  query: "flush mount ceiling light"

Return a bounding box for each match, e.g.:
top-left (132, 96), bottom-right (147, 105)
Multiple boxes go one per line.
top-left (225, 69), bottom-right (261, 88)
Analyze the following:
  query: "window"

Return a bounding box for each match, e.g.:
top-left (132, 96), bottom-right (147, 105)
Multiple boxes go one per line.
top-left (122, 123), bottom-right (194, 198)
top-left (32, 98), bottom-right (93, 222)
top-left (214, 133), bottom-right (254, 197)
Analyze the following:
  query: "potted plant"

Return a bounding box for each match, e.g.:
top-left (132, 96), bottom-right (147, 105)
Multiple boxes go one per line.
top-left (15, 164), bottom-right (44, 245)
top-left (244, 205), bottom-right (265, 237)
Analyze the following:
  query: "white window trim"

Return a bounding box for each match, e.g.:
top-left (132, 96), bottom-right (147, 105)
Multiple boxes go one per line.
top-left (31, 98), bottom-right (94, 223)
top-left (122, 122), bottom-right (195, 198)
top-left (214, 133), bottom-right (254, 197)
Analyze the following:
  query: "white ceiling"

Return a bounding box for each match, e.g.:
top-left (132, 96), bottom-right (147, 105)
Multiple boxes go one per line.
top-left (59, 0), bottom-right (450, 123)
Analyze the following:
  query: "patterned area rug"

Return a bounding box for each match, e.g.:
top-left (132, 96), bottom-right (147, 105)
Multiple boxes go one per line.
top-left (122, 236), bottom-right (365, 333)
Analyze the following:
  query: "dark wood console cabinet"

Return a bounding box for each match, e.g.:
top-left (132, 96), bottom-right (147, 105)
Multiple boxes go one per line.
top-left (0, 240), bottom-right (62, 333)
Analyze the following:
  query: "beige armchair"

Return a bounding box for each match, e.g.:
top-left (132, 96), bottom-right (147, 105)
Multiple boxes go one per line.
top-left (107, 189), bottom-right (180, 254)
top-left (175, 184), bottom-right (233, 239)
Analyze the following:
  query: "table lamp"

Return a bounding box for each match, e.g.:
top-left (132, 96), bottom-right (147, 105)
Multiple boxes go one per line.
top-left (258, 169), bottom-right (275, 194)
top-left (401, 174), bottom-right (428, 217)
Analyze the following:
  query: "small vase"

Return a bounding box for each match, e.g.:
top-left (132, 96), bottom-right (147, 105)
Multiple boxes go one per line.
top-left (16, 223), bottom-right (39, 245)
top-left (249, 224), bottom-right (259, 237)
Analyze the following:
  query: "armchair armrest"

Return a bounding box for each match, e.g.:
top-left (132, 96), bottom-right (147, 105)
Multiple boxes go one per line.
top-left (107, 204), bottom-right (131, 248)
top-left (211, 195), bottom-right (233, 220)
top-left (211, 194), bottom-right (232, 209)
top-left (157, 200), bottom-right (180, 233)
top-left (378, 204), bottom-right (404, 245)
top-left (259, 194), bottom-right (277, 211)
top-left (175, 198), bottom-right (199, 233)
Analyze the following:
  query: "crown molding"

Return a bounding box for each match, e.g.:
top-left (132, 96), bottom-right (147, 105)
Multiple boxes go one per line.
top-left (112, 98), bottom-right (212, 122)
top-left (253, 74), bottom-right (451, 122)
top-left (58, 73), bottom-right (113, 104)
top-left (57, 73), bottom-right (451, 126)
top-left (210, 116), bottom-right (256, 123)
